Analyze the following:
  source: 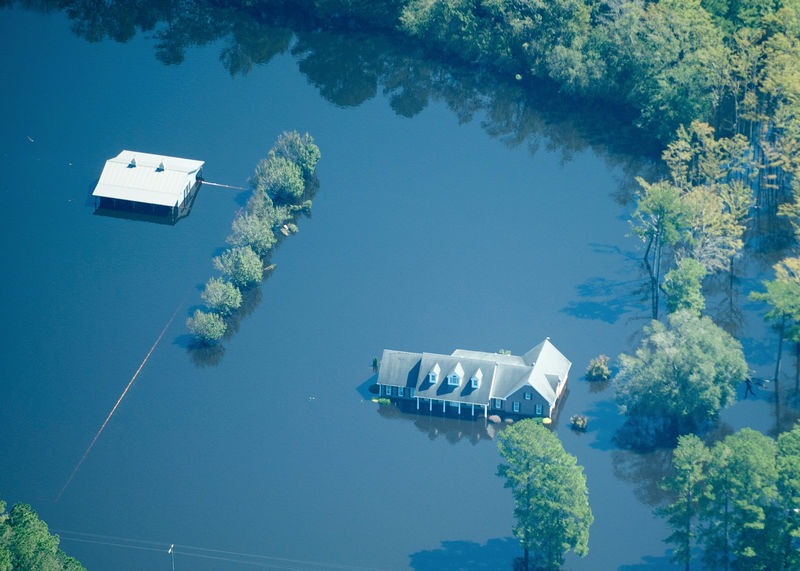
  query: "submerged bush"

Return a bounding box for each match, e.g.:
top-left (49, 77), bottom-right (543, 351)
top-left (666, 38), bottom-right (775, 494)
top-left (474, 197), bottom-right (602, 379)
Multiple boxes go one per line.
top-left (201, 277), bottom-right (242, 316)
top-left (251, 155), bottom-right (304, 204)
top-left (227, 212), bottom-right (276, 256)
top-left (586, 355), bottom-right (611, 382)
top-left (272, 131), bottom-right (321, 180)
top-left (213, 246), bottom-right (263, 288)
top-left (187, 309), bottom-right (226, 344)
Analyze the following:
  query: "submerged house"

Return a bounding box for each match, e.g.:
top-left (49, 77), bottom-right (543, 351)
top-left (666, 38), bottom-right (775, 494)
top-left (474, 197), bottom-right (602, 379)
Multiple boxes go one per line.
top-left (376, 339), bottom-right (571, 420)
top-left (92, 150), bottom-right (204, 217)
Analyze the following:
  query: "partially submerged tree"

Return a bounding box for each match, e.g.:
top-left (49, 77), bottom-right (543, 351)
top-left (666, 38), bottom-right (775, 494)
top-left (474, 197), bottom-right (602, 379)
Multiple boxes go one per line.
top-left (227, 212), bottom-right (276, 257)
top-left (663, 257), bottom-right (707, 315)
top-left (658, 434), bottom-right (709, 571)
top-left (213, 246), bottom-right (263, 289)
top-left (186, 309), bottom-right (226, 344)
top-left (630, 178), bottom-right (690, 319)
top-left (497, 420), bottom-right (593, 570)
top-left (201, 277), bottom-right (242, 316)
top-left (616, 310), bottom-right (747, 433)
top-left (251, 155), bottom-right (304, 204)
top-left (271, 131), bottom-right (321, 180)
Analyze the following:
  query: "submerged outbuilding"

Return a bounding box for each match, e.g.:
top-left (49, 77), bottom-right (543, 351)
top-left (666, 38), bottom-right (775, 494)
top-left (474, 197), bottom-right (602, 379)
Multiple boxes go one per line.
top-left (92, 150), bottom-right (204, 218)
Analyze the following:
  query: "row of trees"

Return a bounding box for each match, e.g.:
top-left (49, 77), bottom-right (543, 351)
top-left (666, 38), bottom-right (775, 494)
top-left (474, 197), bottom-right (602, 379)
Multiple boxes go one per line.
top-left (658, 425), bottom-right (800, 570)
top-left (187, 131), bottom-right (320, 343)
top-left (0, 499), bottom-right (84, 571)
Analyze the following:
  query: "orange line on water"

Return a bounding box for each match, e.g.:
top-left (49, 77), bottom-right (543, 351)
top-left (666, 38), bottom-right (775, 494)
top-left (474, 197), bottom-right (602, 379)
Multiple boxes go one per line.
top-left (56, 297), bottom-right (186, 501)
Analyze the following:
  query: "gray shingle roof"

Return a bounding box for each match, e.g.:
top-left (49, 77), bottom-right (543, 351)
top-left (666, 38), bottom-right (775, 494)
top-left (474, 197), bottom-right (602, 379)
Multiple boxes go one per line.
top-left (377, 339), bottom-right (571, 409)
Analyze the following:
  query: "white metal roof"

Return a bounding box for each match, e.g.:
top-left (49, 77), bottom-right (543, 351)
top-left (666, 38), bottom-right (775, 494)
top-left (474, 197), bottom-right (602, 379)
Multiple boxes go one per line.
top-left (92, 150), bottom-right (204, 207)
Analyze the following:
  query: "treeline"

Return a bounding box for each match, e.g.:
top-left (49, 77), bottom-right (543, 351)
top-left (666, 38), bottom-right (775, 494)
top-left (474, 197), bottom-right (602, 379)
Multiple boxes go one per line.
top-left (0, 498), bottom-right (84, 571)
top-left (658, 425), bottom-right (800, 570)
top-left (187, 131), bottom-right (320, 344)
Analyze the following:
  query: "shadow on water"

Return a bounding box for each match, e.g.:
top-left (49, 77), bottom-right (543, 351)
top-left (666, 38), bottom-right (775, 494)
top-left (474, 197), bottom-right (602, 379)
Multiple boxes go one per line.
top-left (22, 0), bottom-right (662, 182)
top-left (409, 537), bottom-right (518, 571)
top-left (376, 401), bottom-right (499, 445)
top-left (617, 551), bottom-right (678, 570)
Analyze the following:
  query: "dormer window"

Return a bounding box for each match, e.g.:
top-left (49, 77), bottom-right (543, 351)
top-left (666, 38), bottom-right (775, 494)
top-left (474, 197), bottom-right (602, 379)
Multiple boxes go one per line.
top-left (447, 374), bottom-right (460, 386)
top-left (427, 363), bottom-right (440, 385)
top-left (470, 369), bottom-right (483, 389)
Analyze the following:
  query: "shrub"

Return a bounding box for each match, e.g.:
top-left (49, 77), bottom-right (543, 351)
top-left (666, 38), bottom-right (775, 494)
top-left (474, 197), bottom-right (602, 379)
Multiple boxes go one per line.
top-left (213, 246), bottom-right (263, 288)
top-left (227, 212), bottom-right (276, 256)
top-left (187, 309), bottom-right (226, 344)
top-left (251, 155), bottom-right (304, 204)
top-left (272, 131), bottom-right (321, 180)
top-left (201, 277), bottom-right (242, 315)
top-left (586, 355), bottom-right (611, 382)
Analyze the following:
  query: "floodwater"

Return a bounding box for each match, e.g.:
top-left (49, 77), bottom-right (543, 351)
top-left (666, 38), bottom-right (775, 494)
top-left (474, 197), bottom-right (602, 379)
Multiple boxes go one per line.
top-left (0, 4), bottom-right (794, 570)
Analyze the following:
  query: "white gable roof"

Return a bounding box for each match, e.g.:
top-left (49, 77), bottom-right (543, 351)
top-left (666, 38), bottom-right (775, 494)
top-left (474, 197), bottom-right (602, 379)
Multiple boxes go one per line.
top-left (93, 150), bottom-right (204, 207)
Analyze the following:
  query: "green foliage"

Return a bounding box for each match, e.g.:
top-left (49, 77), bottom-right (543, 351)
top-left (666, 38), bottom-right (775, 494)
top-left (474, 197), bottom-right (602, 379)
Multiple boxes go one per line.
top-left (616, 310), bottom-right (748, 431)
top-left (663, 257), bottom-right (707, 314)
top-left (585, 354), bottom-right (611, 382)
top-left (251, 155), bottom-right (305, 204)
top-left (658, 434), bottom-right (709, 568)
top-left (227, 211), bottom-right (276, 256)
top-left (186, 309), bottom-right (226, 344)
top-left (213, 246), bottom-right (263, 288)
top-left (750, 257), bottom-right (800, 326)
top-left (630, 178), bottom-right (690, 248)
top-left (201, 277), bottom-right (242, 316)
top-left (656, 427), bottom-right (800, 570)
top-left (375, 397), bottom-right (391, 405)
top-left (271, 131), bottom-right (321, 180)
top-left (496, 420), bottom-right (593, 569)
top-left (0, 500), bottom-right (85, 571)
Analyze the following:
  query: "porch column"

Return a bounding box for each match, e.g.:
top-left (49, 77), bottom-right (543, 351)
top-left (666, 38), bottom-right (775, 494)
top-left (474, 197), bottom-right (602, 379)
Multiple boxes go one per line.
top-left (471, 404), bottom-right (475, 417)
top-left (416, 398), bottom-right (420, 410)
top-left (429, 399), bottom-right (432, 412)
top-left (442, 400), bottom-right (445, 413)
top-left (484, 405), bottom-right (487, 418)
top-left (457, 402), bottom-right (461, 415)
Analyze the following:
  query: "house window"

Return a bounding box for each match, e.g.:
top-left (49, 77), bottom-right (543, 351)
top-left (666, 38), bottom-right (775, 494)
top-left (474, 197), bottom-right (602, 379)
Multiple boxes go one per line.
top-left (409, 387), bottom-right (415, 398)
top-left (470, 377), bottom-right (480, 389)
top-left (535, 404), bottom-right (543, 416)
top-left (513, 402), bottom-right (520, 413)
top-left (494, 398), bottom-right (503, 409)
top-left (524, 392), bottom-right (532, 400)
top-left (385, 386), bottom-right (392, 396)
top-left (398, 387), bottom-right (405, 397)
top-left (447, 374), bottom-right (460, 386)
top-left (428, 372), bottom-right (437, 384)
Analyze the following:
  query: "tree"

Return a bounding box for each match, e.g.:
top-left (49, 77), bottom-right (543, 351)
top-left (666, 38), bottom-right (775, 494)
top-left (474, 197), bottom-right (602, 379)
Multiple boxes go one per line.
top-left (213, 246), bottom-right (263, 288)
top-left (658, 434), bottom-right (709, 571)
top-left (227, 211), bottom-right (276, 257)
top-left (750, 257), bottom-right (800, 398)
top-left (0, 500), bottom-right (85, 571)
top-left (663, 257), bottom-right (707, 314)
top-left (616, 310), bottom-right (748, 432)
top-left (251, 155), bottom-right (304, 204)
top-left (630, 178), bottom-right (690, 319)
top-left (201, 277), bottom-right (242, 316)
top-left (186, 309), bottom-right (226, 344)
top-left (700, 429), bottom-right (778, 571)
top-left (496, 420), bottom-right (593, 570)
top-left (776, 424), bottom-right (800, 570)
top-left (271, 131), bottom-right (321, 180)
